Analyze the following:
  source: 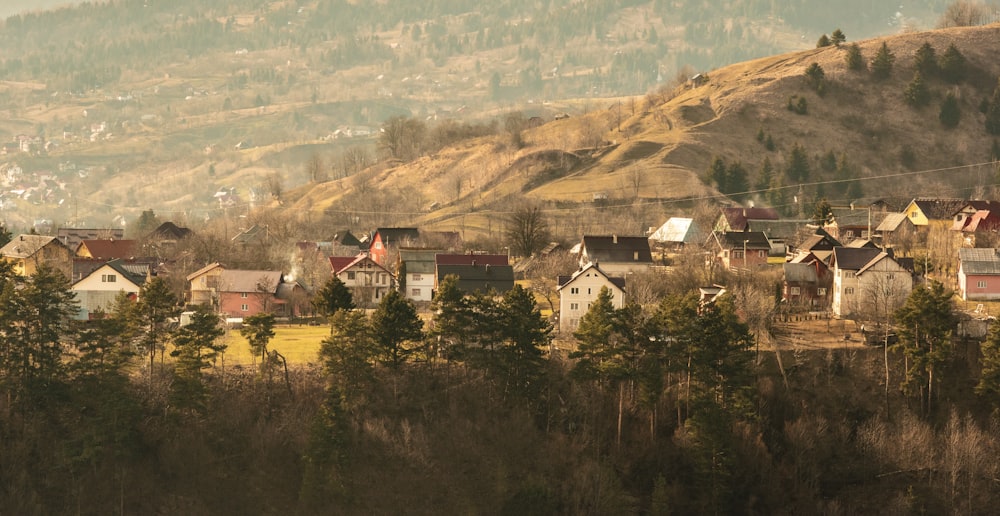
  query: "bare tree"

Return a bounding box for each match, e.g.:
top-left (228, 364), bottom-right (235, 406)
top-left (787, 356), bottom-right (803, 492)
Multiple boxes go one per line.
top-left (937, 0), bottom-right (990, 27)
top-left (306, 152), bottom-right (327, 183)
top-left (505, 204), bottom-right (551, 257)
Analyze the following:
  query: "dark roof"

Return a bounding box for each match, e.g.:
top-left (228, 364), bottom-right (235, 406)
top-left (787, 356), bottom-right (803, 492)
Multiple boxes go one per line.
top-left (557, 263), bottom-right (626, 290)
top-left (959, 200), bottom-right (1000, 213)
top-left (232, 224), bottom-right (266, 244)
top-left (912, 198), bottom-right (967, 220)
top-left (332, 230), bottom-right (363, 248)
top-left (580, 236), bottom-right (653, 263)
top-left (870, 197), bottom-right (913, 213)
top-left (435, 253), bottom-right (509, 266)
top-left (148, 222), bottom-right (192, 241)
top-left (783, 262), bottom-right (818, 283)
top-left (103, 258), bottom-right (149, 286)
top-left (750, 219), bottom-right (806, 241)
top-left (800, 232), bottom-right (841, 252)
top-left (829, 207), bottom-right (871, 227)
top-left (959, 248), bottom-right (1000, 275)
top-left (720, 207), bottom-right (779, 231)
top-left (831, 247), bottom-right (883, 271)
top-left (399, 248), bottom-right (442, 274)
top-left (56, 227), bottom-right (124, 249)
top-left (437, 264), bottom-right (514, 294)
top-left (714, 231), bottom-right (770, 249)
top-left (374, 228), bottom-right (420, 246)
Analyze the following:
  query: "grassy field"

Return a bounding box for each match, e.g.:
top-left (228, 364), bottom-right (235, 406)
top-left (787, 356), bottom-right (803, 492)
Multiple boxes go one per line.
top-left (219, 323), bottom-right (328, 367)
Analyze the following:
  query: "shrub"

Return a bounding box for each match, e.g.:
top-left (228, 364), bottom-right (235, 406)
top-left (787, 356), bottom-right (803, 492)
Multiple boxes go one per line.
top-left (939, 92), bottom-right (961, 128)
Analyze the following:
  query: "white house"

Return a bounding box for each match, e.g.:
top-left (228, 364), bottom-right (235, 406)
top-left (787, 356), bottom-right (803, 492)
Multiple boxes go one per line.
top-left (329, 253), bottom-right (395, 308)
top-left (830, 247), bottom-right (912, 318)
top-left (557, 263), bottom-right (625, 333)
top-left (71, 259), bottom-right (149, 320)
top-left (399, 248), bottom-right (439, 302)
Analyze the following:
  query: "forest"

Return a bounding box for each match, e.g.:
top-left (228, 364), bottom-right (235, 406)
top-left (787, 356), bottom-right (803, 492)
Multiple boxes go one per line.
top-left (3, 254), bottom-right (1000, 514)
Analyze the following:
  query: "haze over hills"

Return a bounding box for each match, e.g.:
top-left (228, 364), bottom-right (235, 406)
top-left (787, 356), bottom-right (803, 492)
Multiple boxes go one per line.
top-left (0, 0), bottom-right (992, 234)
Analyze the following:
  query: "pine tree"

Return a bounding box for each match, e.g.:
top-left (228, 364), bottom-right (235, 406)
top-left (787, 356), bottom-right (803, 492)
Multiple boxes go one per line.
top-left (784, 143), bottom-right (810, 182)
top-left (830, 29), bottom-right (846, 47)
top-left (816, 34), bottom-right (830, 48)
top-left (812, 199), bottom-right (834, 225)
top-left (169, 304), bottom-right (225, 413)
top-left (870, 42), bottom-right (895, 81)
top-left (904, 71), bottom-right (931, 108)
top-left (320, 310), bottom-right (376, 399)
top-left (804, 62), bottom-right (825, 91)
top-left (939, 92), bottom-right (961, 128)
top-left (976, 319), bottom-right (1000, 409)
top-left (312, 276), bottom-right (355, 318)
top-left (914, 41), bottom-right (938, 77)
top-left (708, 156), bottom-right (728, 193)
top-left (845, 43), bottom-right (865, 71)
top-left (938, 43), bottom-right (966, 83)
top-left (894, 281), bottom-right (957, 415)
top-left (135, 277), bottom-right (179, 384)
top-left (370, 289), bottom-right (423, 368)
top-left (241, 312), bottom-right (276, 365)
top-left (755, 158), bottom-right (773, 192)
top-left (429, 274), bottom-right (472, 361)
top-left (726, 162), bottom-right (749, 201)
top-left (496, 284), bottom-right (551, 403)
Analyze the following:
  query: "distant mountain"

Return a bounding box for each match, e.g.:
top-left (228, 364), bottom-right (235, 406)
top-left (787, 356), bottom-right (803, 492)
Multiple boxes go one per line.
top-left (0, 1), bottom-right (82, 18)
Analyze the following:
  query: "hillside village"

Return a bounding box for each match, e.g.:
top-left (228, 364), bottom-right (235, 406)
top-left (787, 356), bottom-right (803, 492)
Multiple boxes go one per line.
top-left (2, 194), bottom-right (997, 338)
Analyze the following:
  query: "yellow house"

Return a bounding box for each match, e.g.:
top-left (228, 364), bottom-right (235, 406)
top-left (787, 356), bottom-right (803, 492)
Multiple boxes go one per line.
top-left (902, 198), bottom-right (966, 229)
top-left (0, 234), bottom-right (73, 277)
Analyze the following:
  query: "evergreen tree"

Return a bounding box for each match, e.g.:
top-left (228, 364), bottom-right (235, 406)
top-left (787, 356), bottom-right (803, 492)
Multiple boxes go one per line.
top-left (241, 312), bottom-right (276, 365)
top-left (986, 78), bottom-right (1000, 135)
top-left (320, 310), bottom-right (376, 399)
top-left (312, 276), bottom-right (355, 318)
top-left (708, 156), bottom-right (728, 192)
top-left (904, 71), bottom-right (931, 108)
top-left (804, 62), bottom-right (825, 91)
top-left (784, 143), bottom-right (810, 182)
top-left (815, 34), bottom-right (830, 48)
top-left (870, 42), bottom-right (895, 81)
top-left (169, 304), bottom-right (225, 413)
top-left (0, 224), bottom-right (11, 248)
top-left (914, 41), bottom-right (938, 77)
top-left (370, 289), bottom-right (423, 368)
top-left (71, 291), bottom-right (137, 379)
top-left (495, 284), bottom-right (551, 403)
top-left (726, 161), bottom-right (749, 201)
top-left (135, 277), bottom-right (179, 383)
top-left (812, 198), bottom-right (833, 226)
top-left (755, 158), bottom-right (773, 192)
top-left (939, 92), bottom-right (961, 128)
top-left (976, 319), bottom-right (1000, 409)
top-left (764, 133), bottom-right (775, 151)
top-left (938, 43), bottom-right (966, 83)
top-left (894, 281), bottom-right (958, 415)
top-left (429, 274), bottom-right (472, 361)
top-left (830, 28), bottom-right (846, 47)
top-left (845, 43), bottom-right (865, 71)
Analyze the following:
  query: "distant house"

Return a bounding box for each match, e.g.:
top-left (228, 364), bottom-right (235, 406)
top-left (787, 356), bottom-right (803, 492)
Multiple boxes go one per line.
top-left (798, 229), bottom-right (842, 254)
top-left (433, 252), bottom-right (511, 295)
top-left (56, 227), bottom-right (124, 250)
top-left (649, 217), bottom-right (701, 248)
top-left (958, 248), bottom-right (1000, 301)
top-left (368, 228), bottom-right (421, 266)
top-left (783, 259), bottom-right (831, 308)
top-left (557, 263), bottom-right (626, 333)
top-left (147, 221), bottom-right (192, 242)
top-left (951, 201), bottom-right (1000, 247)
top-left (752, 219), bottom-right (809, 260)
top-left (72, 259), bottom-right (149, 320)
top-left (902, 198), bottom-right (967, 229)
top-left (712, 231), bottom-right (770, 270)
top-left (330, 253), bottom-right (395, 307)
top-left (187, 263), bottom-right (293, 317)
top-left (75, 239), bottom-right (136, 259)
top-left (577, 235), bottom-right (653, 277)
top-left (824, 206), bottom-right (876, 242)
top-left (0, 234), bottom-right (73, 277)
top-left (714, 207), bottom-right (779, 233)
top-left (876, 213), bottom-right (918, 248)
top-left (830, 247), bottom-right (912, 318)
top-left (399, 248), bottom-right (440, 302)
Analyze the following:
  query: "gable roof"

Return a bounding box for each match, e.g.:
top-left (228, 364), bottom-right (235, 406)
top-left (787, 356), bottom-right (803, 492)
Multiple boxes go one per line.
top-left (373, 228), bottom-right (420, 246)
top-left (831, 247), bottom-right (884, 271)
top-left (332, 229), bottom-right (363, 248)
top-left (719, 207), bottom-right (780, 231)
top-left (876, 213), bottom-right (913, 232)
top-left (828, 207), bottom-right (872, 227)
top-left (56, 227), bottom-right (124, 249)
top-left (649, 217), bottom-right (700, 244)
top-left (399, 248), bottom-right (443, 275)
top-left (148, 221), bottom-right (192, 241)
top-left (783, 262), bottom-right (819, 283)
top-left (959, 248), bottom-right (1000, 275)
top-left (713, 231), bottom-right (770, 249)
top-left (186, 262), bottom-right (224, 281)
top-left (435, 253), bottom-right (509, 266)
top-left (76, 258), bottom-right (149, 288)
top-left (557, 263), bottom-right (626, 291)
top-left (954, 210), bottom-right (1000, 233)
top-left (911, 198), bottom-right (967, 220)
top-left (1, 234), bottom-right (63, 258)
top-left (218, 270), bottom-right (283, 293)
top-left (77, 239), bottom-right (136, 259)
top-left (580, 236), bottom-right (653, 263)
top-left (799, 232), bottom-right (842, 252)
top-left (437, 263), bottom-right (515, 294)
top-left (333, 254), bottom-right (392, 276)
top-left (329, 254), bottom-right (368, 274)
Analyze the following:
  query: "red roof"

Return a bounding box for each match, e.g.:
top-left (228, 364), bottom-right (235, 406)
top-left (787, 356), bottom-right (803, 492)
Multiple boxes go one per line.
top-left (329, 255), bottom-right (361, 274)
top-left (77, 239), bottom-right (136, 259)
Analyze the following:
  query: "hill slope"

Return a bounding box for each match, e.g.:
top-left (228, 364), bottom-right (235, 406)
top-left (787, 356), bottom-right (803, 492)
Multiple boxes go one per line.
top-left (285, 23), bottom-right (1000, 241)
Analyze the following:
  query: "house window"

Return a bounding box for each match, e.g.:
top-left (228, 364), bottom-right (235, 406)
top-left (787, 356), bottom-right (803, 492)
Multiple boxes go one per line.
top-left (758, 250), bottom-right (766, 258)
top-left (375, 242), bottom-right (382, 249)
top-left (241, 292), bottom-right (248, 298)
top-left (412, 273), bottom-right (422, 281)
top-left (347, 271), bottom-right (356, 280)
top-left (910, 211), bottom-right (917, 219)
top-left (817, 288), bottom-right (827, 296)
top-left (790, 287), bottom-right (800, 295)
top-left (845, 287), bottom-right (855, 295)
top-left (846, 271), bottom-right (856, 278)
top-left (101, 274), bottom-right (116, 283)
top-left (845, 230), bottom-right (855, 238)
top-left (587, 288), bottom-right (592, 295)
top-left (861, 231), bottom-right (869, 239)
top-left (570, 287), bottom-right (579, 294)
top-left (732, 250), bottom-right (744, 259)
top-left (411, 288), bottom-right (421, 296)
top-left (241, 304), bottom-right (249, 311)
top-left (570, 303), bottom-right (579, 310)
top-left (886, 274), bottom-right (894, 281)
top-left (633, 251), bottom-right (639, 260)
top-left (978, 280), bottom-right (988, 288)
